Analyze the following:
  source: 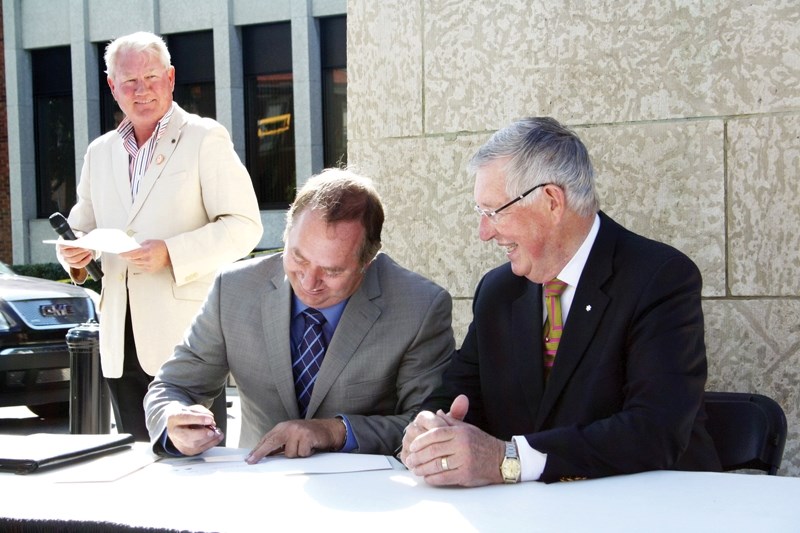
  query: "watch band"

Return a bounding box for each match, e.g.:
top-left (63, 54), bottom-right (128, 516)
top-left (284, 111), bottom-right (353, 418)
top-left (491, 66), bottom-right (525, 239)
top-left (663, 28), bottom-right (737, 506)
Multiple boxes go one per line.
top-left (501, 440), bottom-right (521, 483)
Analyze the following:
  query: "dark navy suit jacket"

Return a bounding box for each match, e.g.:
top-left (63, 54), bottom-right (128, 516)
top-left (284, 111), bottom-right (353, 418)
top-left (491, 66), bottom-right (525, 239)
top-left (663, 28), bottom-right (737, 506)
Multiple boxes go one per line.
top-left (424, 211), bottom-right (721, 482)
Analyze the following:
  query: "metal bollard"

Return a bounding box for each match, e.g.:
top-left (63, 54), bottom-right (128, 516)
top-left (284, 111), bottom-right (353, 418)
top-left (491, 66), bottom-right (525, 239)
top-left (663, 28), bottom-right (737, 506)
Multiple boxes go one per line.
top-left (66, 320), bottom-right (110, 434)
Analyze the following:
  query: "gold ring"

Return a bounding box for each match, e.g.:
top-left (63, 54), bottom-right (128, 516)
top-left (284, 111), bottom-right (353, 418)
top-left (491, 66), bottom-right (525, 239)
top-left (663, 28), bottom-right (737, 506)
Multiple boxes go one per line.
top-left (441, 456), bottom-right (449, 471)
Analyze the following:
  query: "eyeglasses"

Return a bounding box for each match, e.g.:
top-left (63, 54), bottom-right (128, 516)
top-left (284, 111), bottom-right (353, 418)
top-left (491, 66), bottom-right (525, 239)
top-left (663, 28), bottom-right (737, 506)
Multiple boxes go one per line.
top-left (473, 183), bottom-right (550, 223)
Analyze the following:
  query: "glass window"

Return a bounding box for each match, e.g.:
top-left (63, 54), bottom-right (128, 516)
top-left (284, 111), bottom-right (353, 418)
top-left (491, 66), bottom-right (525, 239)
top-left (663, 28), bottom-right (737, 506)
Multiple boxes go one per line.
top-left (320, 16), bottom-right (347, 168)
top-left (243, 22), bottom-right (295, 209)
top-left (97, 42), bottom-right (121, 133)
top-left (32, 47), bottom-right (75, 218)
top-left (167, 31), bottom-right (216, 119)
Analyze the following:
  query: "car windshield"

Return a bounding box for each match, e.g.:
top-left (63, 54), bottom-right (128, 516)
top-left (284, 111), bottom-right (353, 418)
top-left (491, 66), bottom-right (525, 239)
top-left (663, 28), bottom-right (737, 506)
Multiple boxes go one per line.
top-left (0, 262), bottom-right (16, 276)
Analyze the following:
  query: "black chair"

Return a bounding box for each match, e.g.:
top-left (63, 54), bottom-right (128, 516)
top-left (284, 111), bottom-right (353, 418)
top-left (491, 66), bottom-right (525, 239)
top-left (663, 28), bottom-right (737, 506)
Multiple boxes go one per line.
top-left (703, 391), bottom-right (788, 475)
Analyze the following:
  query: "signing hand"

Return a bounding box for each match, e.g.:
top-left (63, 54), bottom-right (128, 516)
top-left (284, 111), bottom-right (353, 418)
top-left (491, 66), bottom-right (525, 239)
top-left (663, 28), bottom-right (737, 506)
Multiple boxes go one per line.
top-left (245, 418), bottom-right (346, 464)
top-left (120, 239), bottom-right (171, 272)
top-left (165, 404), bottom-right (225, 456)
top-left (402, 395), bottom-right (505, 487)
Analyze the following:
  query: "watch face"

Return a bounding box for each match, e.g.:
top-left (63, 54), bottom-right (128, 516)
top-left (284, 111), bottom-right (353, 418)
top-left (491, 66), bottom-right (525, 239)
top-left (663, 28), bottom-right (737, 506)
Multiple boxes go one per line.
top-left (502, 458), bottom-right (521, 480)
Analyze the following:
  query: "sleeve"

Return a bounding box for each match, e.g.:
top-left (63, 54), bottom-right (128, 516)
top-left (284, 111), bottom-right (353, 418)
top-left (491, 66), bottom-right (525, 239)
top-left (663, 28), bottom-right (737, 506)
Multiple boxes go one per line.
top-left (420, 274), bottom-right (490, 427)
top-left (145, 270), bottom-right (231, 444)
top-left (345, 287), bottom-right (456, 455)
top-left (165, 124), bottom-right (263, 285)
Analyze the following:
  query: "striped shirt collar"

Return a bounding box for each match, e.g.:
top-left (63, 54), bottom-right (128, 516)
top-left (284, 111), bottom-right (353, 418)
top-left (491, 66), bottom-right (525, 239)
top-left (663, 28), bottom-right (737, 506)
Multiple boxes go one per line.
top-left (117, 103), bottom-right (176, 199)
top-left (116, 102), bottom-right (176, 148)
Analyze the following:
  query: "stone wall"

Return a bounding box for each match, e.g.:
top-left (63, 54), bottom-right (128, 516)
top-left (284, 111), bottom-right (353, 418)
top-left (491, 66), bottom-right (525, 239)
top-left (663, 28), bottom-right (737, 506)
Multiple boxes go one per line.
top-left (347, 1), bottom-right (800, 476)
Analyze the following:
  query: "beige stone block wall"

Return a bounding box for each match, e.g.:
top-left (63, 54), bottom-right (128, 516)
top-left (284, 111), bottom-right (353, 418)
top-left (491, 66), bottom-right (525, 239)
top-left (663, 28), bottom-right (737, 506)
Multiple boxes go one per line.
top-left (348, 0), bottom-right (800, 476)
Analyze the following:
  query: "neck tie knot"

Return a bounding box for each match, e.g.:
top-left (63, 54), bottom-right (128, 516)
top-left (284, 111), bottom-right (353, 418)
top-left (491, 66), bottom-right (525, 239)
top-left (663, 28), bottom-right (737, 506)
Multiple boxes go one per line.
top-left (302, 307), bottom-right (325, 327)
top-left (544, 278), bottom-right (568, 297)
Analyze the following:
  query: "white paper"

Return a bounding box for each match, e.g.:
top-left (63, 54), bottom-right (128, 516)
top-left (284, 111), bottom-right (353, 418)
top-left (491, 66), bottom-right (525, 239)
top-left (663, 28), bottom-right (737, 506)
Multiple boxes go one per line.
top-left (44, 228), bottom-right (141, 254)
top-left (159, 448), bottom-right (394, 476)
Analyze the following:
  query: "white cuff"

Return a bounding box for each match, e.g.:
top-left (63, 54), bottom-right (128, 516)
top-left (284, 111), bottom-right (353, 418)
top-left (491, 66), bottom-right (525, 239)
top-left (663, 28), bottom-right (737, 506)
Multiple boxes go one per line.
top-left (513, 435), bottom-right (546, 482)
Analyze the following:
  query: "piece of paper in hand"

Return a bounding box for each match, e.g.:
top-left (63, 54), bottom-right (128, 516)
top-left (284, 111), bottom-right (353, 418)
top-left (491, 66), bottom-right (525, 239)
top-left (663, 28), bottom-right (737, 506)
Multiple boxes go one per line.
top-left (44, 228), bottom-right (141, 254)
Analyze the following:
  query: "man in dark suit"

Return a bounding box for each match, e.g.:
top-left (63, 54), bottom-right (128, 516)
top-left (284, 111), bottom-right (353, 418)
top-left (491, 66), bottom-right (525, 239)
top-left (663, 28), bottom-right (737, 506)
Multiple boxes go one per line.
top-left (401, 117), bottom-right (721, 485)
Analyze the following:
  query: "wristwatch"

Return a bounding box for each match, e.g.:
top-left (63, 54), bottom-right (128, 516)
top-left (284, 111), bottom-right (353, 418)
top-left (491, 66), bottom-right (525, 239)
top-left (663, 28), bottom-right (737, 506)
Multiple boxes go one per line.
top-left (500, 440), bottom-right (521, 484)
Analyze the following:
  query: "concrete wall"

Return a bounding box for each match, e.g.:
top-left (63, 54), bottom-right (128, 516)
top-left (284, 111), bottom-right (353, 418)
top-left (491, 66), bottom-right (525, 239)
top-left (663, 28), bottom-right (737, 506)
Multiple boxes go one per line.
top-left (347, 1), bottom-right (800, 476)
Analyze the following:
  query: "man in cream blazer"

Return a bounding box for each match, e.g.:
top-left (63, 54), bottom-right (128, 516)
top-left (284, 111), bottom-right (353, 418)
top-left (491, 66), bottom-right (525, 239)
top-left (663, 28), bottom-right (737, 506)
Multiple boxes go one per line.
top-left (59, 32), bottom-right (262, 440)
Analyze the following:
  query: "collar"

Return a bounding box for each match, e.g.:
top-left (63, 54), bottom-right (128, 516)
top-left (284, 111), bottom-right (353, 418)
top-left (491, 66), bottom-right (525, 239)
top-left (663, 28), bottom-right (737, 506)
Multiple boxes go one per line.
top-left (556, 213), bottom-right (601, 287)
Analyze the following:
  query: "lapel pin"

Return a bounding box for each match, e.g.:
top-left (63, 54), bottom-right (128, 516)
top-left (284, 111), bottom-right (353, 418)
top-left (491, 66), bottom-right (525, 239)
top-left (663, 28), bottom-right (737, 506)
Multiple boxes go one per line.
top-left (585, 305), bottom-right (592, 312)
top-left (155, 154), bottom-right (165, 165)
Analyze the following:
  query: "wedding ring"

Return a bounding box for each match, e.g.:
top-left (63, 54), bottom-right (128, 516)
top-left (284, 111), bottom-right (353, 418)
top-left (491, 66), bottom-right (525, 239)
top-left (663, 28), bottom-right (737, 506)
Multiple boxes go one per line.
top-left (441, 456), bottom-right (449, 471)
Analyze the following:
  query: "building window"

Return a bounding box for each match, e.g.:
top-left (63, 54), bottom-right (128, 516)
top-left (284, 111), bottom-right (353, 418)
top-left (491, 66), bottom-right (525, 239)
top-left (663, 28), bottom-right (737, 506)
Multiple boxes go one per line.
top-left (320, 16), bottom-right (347, 168)
top-left (167, 31), bottom-right (216, 119)
top-left (97, 42), bottom-right (121, 133)
top-left (243, 22), bottom-right (295, 209)
top-left (32, 47), bottom-right (75, 218)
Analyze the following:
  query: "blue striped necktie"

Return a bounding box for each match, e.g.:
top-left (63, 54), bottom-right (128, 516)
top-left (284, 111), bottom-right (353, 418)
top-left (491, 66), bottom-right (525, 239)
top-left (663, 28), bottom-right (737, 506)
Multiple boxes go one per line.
top-left (293, 308), bottom-right (328, 417)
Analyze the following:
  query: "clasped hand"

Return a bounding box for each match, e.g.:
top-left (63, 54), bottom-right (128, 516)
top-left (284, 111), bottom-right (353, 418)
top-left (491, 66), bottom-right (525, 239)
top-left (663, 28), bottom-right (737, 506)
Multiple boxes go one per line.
top-left (400, 394), bottom-right (506, 487)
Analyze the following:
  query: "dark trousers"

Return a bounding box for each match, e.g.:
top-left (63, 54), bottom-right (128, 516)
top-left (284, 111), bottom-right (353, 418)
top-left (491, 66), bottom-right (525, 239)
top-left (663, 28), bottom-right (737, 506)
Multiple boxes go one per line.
top-left (105, 304), bottom-right (227, 442)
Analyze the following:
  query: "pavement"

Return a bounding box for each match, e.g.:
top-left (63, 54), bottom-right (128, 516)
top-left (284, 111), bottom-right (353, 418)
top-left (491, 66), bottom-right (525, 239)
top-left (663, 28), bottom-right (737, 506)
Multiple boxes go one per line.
top-left (0, 386), bottom-right (243, 448)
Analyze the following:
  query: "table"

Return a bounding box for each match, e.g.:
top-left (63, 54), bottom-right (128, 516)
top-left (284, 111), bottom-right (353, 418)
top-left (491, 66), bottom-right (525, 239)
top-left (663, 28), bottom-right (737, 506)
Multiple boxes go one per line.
top-left (1, 444), bottom-right (799, 532)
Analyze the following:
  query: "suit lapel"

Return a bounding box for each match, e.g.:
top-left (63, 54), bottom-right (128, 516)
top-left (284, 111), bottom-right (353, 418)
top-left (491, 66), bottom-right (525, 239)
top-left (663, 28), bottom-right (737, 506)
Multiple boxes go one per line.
top-left (535, 212), bottom-right (616, 429)
top-left (111, 136), bottom-right (133, 211)
top-left (261, 270), bottom-right (301, 418)
top-left (127, 106), bottom-right (185, 223)
top-left (305, 258), bottom-right (382, 417)
top-left (512, 281), bottom-right (546, 423)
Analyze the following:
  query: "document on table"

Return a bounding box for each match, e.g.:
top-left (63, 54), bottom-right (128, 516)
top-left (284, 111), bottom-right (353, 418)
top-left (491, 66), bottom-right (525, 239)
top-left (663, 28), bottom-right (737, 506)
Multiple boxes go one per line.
top-left (160, 447), bottom-right (394, 476)
top-left (43, 228), bottom-right (141, 254)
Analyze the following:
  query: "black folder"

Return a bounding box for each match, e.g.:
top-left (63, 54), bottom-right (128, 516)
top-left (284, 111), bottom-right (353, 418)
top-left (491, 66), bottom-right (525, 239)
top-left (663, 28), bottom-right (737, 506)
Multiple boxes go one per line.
top-left (0, 433), bottom-right (135, 474)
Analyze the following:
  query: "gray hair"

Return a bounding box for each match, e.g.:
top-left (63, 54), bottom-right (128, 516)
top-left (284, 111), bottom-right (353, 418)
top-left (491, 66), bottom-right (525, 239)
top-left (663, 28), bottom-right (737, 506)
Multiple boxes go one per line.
top-left (104, 31), bottom-right (171, 79)
top-left (468, 117), bottom-right (599, 217)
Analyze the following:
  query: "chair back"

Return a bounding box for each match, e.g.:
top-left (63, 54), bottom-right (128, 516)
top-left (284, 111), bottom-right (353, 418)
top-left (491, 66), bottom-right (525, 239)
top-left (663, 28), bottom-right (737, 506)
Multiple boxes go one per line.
top-left (703, 391), bottom-right (787, 475)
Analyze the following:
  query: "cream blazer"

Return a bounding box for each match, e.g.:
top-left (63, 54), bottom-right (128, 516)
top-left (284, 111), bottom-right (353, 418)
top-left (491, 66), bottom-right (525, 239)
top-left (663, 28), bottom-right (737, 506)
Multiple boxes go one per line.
top-left (66, 103), bottom-right (263, 378)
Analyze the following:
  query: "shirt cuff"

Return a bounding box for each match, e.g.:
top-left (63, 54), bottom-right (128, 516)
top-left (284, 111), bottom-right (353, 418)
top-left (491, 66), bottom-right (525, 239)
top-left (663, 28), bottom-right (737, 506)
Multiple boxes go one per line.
top-left (337, 415), bottom-right (358, 453)
top-left (159, 429), bottom-right (184, 457)
top-left (513, 435), bottom-right (546, 482)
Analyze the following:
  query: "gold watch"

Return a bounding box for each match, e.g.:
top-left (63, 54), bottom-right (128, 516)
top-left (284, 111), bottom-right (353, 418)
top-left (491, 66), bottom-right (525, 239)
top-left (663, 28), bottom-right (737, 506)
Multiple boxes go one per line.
top-left (500, 441), bottom-right (521, 483)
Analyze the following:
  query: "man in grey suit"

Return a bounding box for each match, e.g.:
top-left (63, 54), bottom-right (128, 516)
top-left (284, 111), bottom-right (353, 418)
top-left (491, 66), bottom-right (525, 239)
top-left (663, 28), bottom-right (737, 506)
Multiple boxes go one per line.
top-left (145, 169), bottom-right (455, 460)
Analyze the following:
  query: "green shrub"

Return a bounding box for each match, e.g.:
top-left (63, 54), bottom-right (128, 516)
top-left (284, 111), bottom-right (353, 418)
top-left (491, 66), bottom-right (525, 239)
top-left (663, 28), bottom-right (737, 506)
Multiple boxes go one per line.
top-left (12, 262), bottom-right (102, 294)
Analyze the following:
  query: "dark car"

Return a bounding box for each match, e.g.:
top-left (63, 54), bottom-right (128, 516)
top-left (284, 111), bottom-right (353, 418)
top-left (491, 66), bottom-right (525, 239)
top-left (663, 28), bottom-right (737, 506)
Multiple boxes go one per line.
top-left (0, 262), bottom-right (98, 417)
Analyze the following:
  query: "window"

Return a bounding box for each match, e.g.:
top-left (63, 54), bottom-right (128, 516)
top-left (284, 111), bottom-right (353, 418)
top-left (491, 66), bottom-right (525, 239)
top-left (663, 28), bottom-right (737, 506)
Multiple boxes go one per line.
top-left (243, 22), bottom-right (295, 209)
top-left (97, 42), bottom-right (121, 133)
top-left (320, 16), bottom-right (347, 168)
top-left (32, 47), bottom-right (75, 218)
top-left (167, 31), bottom-right (216, 119)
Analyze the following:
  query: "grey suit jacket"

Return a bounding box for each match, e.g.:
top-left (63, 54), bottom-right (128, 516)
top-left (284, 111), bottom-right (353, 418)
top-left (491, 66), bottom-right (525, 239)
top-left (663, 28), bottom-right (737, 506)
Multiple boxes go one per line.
top-left (145, 252), bottom-right (455, 455)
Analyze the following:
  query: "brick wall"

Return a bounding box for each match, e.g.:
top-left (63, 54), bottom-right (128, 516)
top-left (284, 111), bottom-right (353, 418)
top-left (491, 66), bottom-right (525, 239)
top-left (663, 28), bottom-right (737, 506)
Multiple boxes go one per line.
top-left (0, 6), bottom-right (11, 264)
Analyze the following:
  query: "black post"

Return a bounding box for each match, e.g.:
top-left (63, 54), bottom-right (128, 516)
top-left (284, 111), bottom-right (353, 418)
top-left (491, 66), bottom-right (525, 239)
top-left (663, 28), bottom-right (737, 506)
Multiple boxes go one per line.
top-left (66, 320), bottom-right (110, 434)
